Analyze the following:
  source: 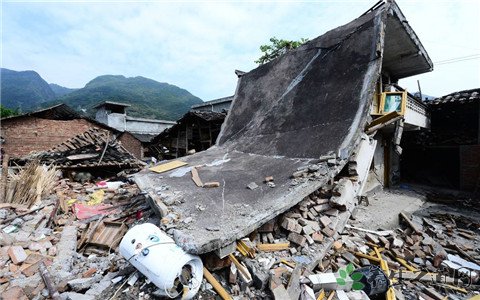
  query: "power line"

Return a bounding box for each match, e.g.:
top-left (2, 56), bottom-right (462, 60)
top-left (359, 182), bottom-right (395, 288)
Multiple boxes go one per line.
top-left (433, 54), bottom-right (480, 65)
top-left (434, 54), bottom-right (480, 64)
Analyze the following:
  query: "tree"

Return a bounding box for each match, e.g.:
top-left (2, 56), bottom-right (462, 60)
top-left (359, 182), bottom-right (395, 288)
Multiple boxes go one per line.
top-left (0, 105), bottom-right (19, 118)
top-left (255, 37), bottom-right (309, 65)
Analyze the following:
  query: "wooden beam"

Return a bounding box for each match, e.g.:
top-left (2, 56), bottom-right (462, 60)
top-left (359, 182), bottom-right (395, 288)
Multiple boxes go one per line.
top-left (399, 211), bottom-right (422, 234)
top-left (0, 154), bottom-right (9, 201)
top-left (367, 111), bottom-right (401, 128)
top-left (203, 267), bottom-right (233, 300)
top-left (366, 115), bottom-right (403, 134)
top-left (257, 242), bottom-right (290, 252)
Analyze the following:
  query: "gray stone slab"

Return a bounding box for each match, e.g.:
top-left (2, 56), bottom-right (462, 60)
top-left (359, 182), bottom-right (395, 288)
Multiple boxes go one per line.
top-left (135, 148), bottom-right (332, 254)
top-left (135, 7), bottom-right (385, 255)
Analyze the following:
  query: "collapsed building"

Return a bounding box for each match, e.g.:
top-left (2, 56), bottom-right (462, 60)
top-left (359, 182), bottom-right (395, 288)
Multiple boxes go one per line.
top-left (0, 104), bottom-right (116, 159)
top-left (135, 0), bottom-right (433, 259)
top-left (149, 110), bottom-right (227, 159)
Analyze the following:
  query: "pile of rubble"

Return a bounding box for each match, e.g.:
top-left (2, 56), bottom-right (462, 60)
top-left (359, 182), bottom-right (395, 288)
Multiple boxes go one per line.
top-left (0, 170), bottom-right (152, 300)
top-left (15, 128), bottom-right (143, 170)
top-left (1, 158), bottom-right (479, 300)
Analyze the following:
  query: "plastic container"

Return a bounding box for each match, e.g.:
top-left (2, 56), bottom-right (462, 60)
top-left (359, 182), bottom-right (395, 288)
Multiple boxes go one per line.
top-left (119, 223), bottom-right (203, 299)
top-left (350, 265), bottom-right (389, 296)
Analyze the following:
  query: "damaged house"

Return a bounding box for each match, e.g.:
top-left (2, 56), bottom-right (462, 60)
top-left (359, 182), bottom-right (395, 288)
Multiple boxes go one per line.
top-left (1, 104), bottom-right (143, 177)
top-left (402, 88), bottom-right (480, 193)
top-left (0, 104), bottom-right (116, 159)
top-left (94, 101), bottom-right (176, 159)
top-left (149, 110), bottom-right (227, 159)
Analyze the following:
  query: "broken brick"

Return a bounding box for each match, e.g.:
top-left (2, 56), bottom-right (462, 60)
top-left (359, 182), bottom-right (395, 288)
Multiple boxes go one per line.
top-left (305, 235), bottom-right (314, 245)
top-left (82, 268), bottom-right (97, 278)
top-left (319, 216), bottom-right (331, 228)
top-left (288, 232), bottom-right (306, 247)
top-left (302, 225), bottom-right (315, 236)
top-left (312, 232), bottom-right (324, 243)
top-left (364, 233), bottom-right (379, 244)
top-left (379, 236), bottom-right (390, 249)
top-left (281, 218), bottom-right (297, 232)
top-left (20, 262), bottom-right (40, 277)
top-left (258, 220), bottom-right (275, 233)
top-left (322, 226), bottom-right (335, 237)
top-left (313, 204), bottom-right (330, 213)
top-left (1, 286), bottom-right (28, 300)
top-left (332, 240), bottom-right (343, 251)
top-left (8, 245), bottom-right (27, 265)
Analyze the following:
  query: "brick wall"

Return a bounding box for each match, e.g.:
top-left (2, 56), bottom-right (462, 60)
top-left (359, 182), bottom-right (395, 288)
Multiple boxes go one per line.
top-left (1, 117), bottom-right (103, 158)
top-left (118, 132), bottom-right (143, 159)
top-left (460, 145), bottom-right (480, 191)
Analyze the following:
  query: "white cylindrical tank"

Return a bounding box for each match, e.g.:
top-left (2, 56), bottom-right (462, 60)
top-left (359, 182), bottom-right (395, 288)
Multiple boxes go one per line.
top-left (119, 223), bottom-right (203, 299)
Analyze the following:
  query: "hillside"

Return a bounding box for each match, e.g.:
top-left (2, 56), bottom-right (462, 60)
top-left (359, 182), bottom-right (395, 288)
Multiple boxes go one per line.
top-left (51, 75), bottom-right (203, 120)
top-left (0, 68), bottom-right (56, 110)
top-left (49, 83), bottom-right (77, 97)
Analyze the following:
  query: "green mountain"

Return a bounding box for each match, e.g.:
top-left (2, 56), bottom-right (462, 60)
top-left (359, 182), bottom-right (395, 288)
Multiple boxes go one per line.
top-left (50, 75), bottom-right (203, 120)
top-left (1, 68), bottom-right (56, 111)
top-left (1, 69), bottom-right (203, 121)
top-left (49, 83), bottom-right (77, 97)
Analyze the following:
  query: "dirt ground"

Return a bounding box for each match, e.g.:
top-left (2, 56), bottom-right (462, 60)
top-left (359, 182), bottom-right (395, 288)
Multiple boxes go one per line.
top-left (352, 183), bottom-right (480, 231)
top-left (351, 187), bottom-right (427, 230)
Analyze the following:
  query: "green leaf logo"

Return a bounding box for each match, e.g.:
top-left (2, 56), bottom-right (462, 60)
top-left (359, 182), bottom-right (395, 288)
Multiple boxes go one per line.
top-left (346, 264), bottom-right (354, 275)
top-left (351, 272), bottom-right (363, 281)
top-left (335, 263), bottom-right (364, 291)
top-left (352, 282), bottom-right (365, 291)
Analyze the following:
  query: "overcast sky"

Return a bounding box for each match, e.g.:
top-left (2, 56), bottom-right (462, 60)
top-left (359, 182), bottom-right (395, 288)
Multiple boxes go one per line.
top-left (2, 0), bottom-right (479, 101)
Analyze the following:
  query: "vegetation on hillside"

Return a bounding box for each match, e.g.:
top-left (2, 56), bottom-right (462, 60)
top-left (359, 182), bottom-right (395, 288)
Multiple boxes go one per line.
top-left (1, 69), bottom-right (203, 121)
top-left (1, 68), bottom-right (56, 110)
top-left (49, 83), bottom-right (78, 97)
top-left (47, 75), bottom-right (203, 120)
top-left (0, 105), bottom-right (19, 118)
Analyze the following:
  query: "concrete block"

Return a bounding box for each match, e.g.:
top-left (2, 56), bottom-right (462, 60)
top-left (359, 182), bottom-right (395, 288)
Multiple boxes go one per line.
top-left (308, 273), bottom-right (336, 290)
top-left (308, 208), bottom-right (318, 217)
top-left (308, 273), bottom-right (353, 291)
top-left (60, 292), bottom-right (95, 300)
top-left (68, 276), bottom-right (99, 292)
top-left (302, 225), bottom-right (315, 236)
top-left (215, 241), bottom-right (236, 259)
top-left (313, 204), bottom-right (330, 213)
top-left (330, 178), bottom-right (354, 211)
top-left (305, 235), bottom-right (314, 245)
top-left (244, 259), bottom-right (269, 290)
top-left (8, 245), bottom-right (27, 264)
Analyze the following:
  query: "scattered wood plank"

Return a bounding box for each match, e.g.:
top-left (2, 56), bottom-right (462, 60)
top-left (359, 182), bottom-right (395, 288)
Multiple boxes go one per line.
top-left (257, 242), bottom-right (290, 252)
top-left (204, 182), bottom-right (220, 188)
top-left (399, 211), bottom-right (422, 234)
top-left (150, 160), bottom-right (188, 173)
top-left (191, 167), bottom-right (203, 187)
top-left (203, 267), bottom-right (233, 300)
